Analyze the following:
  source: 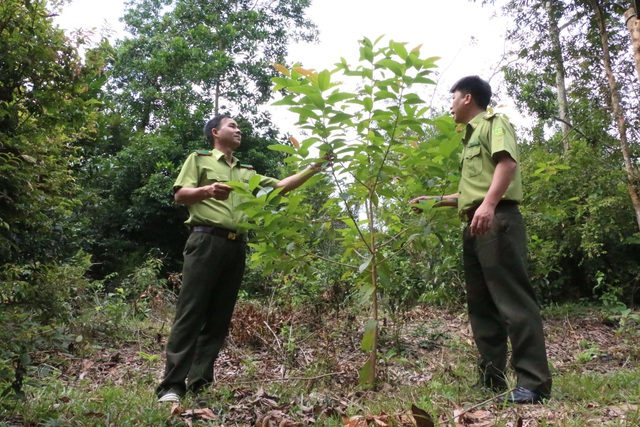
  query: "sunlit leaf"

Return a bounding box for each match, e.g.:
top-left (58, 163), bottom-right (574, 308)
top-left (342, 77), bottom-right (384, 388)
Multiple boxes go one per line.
top-left (249, 174), bottom-right (262, 191)
top-left (289, 136), bottom-right (300, 148)
top-left (318, 69), bottom-right (331, 91)
top-left (389, 40), bottom-right (408, 59)
top-left (272, 62), bottom-right (290, 76)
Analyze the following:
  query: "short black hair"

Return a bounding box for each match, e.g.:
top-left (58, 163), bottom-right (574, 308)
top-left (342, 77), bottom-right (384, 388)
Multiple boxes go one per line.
top-left (450, 76), bottom-right (492, 110)
top-left (203, 113), bottom-right (232, 145)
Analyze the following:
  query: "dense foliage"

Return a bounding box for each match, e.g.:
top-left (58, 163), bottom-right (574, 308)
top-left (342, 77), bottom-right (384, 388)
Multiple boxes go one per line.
top-left (76, 0), bottom-right (317, 277)
top-left (484, 0), bottom-right (640, 303)
top-left (0, 0), bottom-right (106, 397)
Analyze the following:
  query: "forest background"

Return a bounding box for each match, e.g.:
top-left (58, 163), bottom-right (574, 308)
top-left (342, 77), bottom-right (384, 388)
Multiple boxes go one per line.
top-left (1, 0), bottom-right (640, 425)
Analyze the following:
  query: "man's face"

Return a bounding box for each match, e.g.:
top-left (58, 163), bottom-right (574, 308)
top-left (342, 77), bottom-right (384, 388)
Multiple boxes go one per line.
top-left (450, 90), bottom-right (471, 124)
top-left (213, 117), bottom-right (242, 149)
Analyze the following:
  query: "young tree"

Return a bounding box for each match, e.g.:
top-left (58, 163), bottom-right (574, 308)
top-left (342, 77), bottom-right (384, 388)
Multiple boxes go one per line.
top-left (236, 37), bottom-right (462, 387)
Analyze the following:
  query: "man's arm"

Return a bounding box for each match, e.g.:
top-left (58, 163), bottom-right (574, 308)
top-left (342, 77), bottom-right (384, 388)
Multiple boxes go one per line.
top-left (410, 193), bottom-right (459, 213)
top-left (174, 183), bottom-right (233, 205)
top-left (469, 151), bottom-right (517, 236)
top-left (276, 156), bottom-right (331, 194)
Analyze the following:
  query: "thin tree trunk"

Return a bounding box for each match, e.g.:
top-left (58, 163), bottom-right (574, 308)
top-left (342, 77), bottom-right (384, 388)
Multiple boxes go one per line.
top-left (625, 7), bottom-right (640, 83)
top-left (546, 0), bottom-right (571, 153)
top-left (590, 0), bottom-right (640, 230)
top-left (367, 195), bottom-right (378, 388)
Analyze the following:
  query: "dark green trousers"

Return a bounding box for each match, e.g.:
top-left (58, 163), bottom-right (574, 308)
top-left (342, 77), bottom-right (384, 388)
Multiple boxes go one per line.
top-left (463, 203), bottom-right (552, 398)
top-left (157, 231), bottom-right (246, 397)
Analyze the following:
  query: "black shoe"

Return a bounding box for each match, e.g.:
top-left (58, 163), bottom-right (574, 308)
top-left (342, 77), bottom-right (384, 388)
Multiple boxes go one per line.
top-left (497, 386), bottom-right (543, 405)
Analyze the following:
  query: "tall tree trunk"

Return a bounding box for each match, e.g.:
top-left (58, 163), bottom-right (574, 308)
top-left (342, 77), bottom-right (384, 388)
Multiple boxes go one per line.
top-left (546, 0), bottom-right (571, 153)
top-left (625, 6), bottom-right (640, 83)
top-left (590, 0), bottom-right (640, 230)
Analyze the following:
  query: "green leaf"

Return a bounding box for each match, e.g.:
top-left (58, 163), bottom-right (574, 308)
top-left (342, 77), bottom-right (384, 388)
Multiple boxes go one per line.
top-left (361, 45), bottom-right (374, 62)
top-left (359, 255), bottom-right (373, 273)
top-left (289, 106), bottom-right (321, 120)
top-left (377, 261), bottom-right (391, 287)
top-left (308, 93), bottom-right (325, 109)
top-left (268, 144), bottom-right (298, 155)
top-left (271, 76), bottom-right (295, 90)
top-left (271, 95), bottom-right (298, 106)
top-left (360, 319), bottom-right (378, 351)
top-left (329, 112), bottom-right (354, 124)
top-left (374, 90), bottom-right (397, 101)
top-left (327, 92), bottom-right (356, 104)
top-left (287, 85), bottom-right (319, 96)
top-left (248, 174), bottom-right (262, 191)
top-left (375, 58), bottom-right (405, 76)
top-left (318, 69), bottom-right (331, 91)
top-left (358, 354), bottom-right (375, 388)
top-left (389, 40), bottom-right (408, 59)
top-left (363, 97), bottom-right (373, 112)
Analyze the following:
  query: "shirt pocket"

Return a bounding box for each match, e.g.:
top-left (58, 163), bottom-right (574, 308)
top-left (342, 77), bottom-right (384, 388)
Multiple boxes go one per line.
top-left (204, 171), bottom-right (228, 185)
top-left (462, 142), bottom-right (483, 178)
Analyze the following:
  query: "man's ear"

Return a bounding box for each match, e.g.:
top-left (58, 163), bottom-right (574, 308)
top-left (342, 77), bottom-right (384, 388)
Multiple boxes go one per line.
top-left (211, 127), bottom-right (218, 140)
top-left (464, 93), bottom-right (473, 105)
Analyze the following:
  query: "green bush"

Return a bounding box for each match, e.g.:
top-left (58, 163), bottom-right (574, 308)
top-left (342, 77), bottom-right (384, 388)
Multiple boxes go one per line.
top-left (0, 252), bottom-right (92, 397)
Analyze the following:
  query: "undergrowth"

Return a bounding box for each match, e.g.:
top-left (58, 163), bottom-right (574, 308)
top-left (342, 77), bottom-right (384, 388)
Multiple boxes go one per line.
top-left (1, 295), bottom-right (639, 426)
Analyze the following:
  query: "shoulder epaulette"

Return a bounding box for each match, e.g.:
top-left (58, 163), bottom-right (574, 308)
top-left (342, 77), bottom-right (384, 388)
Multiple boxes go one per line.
top-left (239, 164), bottom-right (254, 170)
top-left (196, 149), bottom-right (212, 156)
top-left (483, 111), bottom-right (497, 119)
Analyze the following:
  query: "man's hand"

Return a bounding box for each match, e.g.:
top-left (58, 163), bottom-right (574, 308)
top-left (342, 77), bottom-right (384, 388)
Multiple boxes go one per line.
top-left (409, 196), bottom-right (433, 213)
top-left (469, 202), bottom-right (495, 237)
top-left (310, 153), bottom-right (334, 172)
top-left (206, 183), bottom-right (233, 200)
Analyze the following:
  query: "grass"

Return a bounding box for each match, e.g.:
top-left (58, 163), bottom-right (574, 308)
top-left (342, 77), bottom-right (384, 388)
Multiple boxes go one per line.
top-left (1, 300), bottom-right (640, 426)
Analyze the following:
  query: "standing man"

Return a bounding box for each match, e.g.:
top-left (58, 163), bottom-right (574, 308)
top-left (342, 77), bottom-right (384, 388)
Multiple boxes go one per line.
top-left (410, 76), bottom-right (552, 404)
top-left (157, 114), bottom-right (328, 403)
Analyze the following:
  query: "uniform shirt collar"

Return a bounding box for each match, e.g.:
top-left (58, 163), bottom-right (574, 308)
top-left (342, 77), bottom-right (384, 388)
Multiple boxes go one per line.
top-left (463, 111), bottom-right (491, 143)
top-left (467, 111), bottom-right (490, 129)
top-left (211, 148), bottom-right (238, 166)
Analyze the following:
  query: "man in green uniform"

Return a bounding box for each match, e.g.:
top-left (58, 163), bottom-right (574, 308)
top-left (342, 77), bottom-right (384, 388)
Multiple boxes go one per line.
top-left (157, 114), bottom-right (328, 403)
top-left (410, 76), bottom-right (552, 404)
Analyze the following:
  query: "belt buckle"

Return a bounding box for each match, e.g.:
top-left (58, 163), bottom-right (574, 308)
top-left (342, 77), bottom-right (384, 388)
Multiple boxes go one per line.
top-left (227, 232), bottom-right (237, 240)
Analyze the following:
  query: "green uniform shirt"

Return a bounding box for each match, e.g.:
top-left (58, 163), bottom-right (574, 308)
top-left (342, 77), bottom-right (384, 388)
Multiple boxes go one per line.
top-left (173, 149), bottom-right (280, 231)
top-left (457, 111), bottom-right (523, 215)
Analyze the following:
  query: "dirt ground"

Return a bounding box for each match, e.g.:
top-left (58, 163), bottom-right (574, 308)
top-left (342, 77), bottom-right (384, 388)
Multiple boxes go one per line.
top-left (64, 304), bottom-right (640, 426)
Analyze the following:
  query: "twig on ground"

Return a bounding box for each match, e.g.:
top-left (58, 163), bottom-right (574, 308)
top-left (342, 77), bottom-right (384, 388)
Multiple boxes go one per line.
top-left (437, 389), bottom-right (512, 426)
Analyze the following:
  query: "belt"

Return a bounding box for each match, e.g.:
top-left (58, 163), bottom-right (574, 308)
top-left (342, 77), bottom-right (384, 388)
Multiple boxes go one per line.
top-left (191, 225), bottom-right (246, 241)
top-left (464, 200), bottom-right (519, 222)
